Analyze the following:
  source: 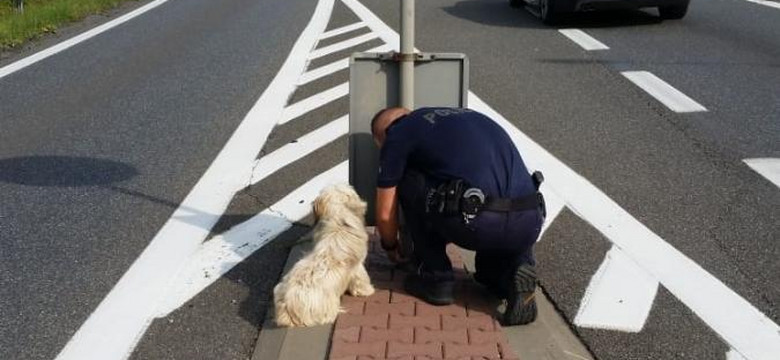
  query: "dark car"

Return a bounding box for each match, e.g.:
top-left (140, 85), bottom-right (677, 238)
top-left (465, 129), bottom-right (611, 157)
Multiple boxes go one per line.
top-left (512, 0), bottom-right (690, 24)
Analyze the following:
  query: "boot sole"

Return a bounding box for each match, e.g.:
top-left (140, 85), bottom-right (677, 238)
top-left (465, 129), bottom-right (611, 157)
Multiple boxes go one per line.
top-left (503, 265), bottom-right (538, 326)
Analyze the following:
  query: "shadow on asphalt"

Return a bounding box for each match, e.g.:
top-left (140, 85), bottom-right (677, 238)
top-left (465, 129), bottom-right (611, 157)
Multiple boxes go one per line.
top-left (0, 155), bottom-right (138, 187)
top-left (224, 223), bottom-right (310, 330)
top-left (0, 155), bottom-right (260, 231)
top-left (441, 0), bottom-right (663, 29)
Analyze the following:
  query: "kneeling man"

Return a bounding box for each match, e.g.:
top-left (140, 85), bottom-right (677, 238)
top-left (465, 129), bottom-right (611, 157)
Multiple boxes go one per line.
top-left (372, 107), bottom-right (545, 325)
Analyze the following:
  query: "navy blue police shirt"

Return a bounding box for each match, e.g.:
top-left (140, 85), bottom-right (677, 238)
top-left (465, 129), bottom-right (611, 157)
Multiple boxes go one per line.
top-left (377, 107), bottom-right (535, 199)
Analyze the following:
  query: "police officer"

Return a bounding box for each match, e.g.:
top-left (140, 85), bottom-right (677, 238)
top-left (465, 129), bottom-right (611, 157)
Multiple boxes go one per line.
top-left (372, 106), bottom-right (545, 326)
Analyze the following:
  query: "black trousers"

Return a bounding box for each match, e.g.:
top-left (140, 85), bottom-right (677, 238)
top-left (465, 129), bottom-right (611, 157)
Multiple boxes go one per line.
top-left (397, 171), bottom-right (543, 287)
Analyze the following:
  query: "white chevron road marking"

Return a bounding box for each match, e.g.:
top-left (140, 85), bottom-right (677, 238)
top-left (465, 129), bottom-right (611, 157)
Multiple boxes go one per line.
top-left (574, 246), bottom-right (658, 332)
top-left (55, 0), bottom-right (338, 358)
top-left (320, 21), bottom-right (366, 40)
top-left (744, 158), bottom-right (780, 189)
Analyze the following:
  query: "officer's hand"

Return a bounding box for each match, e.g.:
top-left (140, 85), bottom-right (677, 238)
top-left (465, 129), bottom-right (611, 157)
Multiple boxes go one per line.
top-left (385, 246), bottom-right (406, 264)
top-left (380, 236), bottom-right (407, 264)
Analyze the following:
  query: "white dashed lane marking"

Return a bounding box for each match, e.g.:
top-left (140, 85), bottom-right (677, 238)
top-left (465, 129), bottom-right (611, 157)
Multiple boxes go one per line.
top-left (558, 29), bottom-right (610, 51)
top-left (745, 0), bottom-right (780, 9)
top-left (622, 71), bottom-right (708, 113)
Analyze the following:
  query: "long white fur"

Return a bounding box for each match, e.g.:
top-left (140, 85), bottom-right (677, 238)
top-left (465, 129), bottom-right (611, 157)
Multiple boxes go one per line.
top-left (273, 183), bottom-right (375, 327)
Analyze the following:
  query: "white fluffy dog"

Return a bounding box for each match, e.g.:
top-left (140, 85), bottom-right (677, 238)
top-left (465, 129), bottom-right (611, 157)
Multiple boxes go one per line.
top-left (273, 183), bottom-right (375, 327)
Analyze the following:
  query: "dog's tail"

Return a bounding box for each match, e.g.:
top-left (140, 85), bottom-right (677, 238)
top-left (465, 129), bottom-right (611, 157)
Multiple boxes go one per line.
top-left (273, 283), bottom-right (296, 327)
top-left (275, 302), bottom-right (295, 327)
top-left (279, 287), bottom-right (340, 327)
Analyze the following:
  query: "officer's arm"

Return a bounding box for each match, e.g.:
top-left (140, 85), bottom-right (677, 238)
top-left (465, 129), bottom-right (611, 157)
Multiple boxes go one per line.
top-left (375, 186), bottom-right (399, 246)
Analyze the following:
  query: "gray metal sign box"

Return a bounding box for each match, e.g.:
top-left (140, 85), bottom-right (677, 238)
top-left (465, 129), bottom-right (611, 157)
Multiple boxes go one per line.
top-left (349, 52), bottom-right (469, 224)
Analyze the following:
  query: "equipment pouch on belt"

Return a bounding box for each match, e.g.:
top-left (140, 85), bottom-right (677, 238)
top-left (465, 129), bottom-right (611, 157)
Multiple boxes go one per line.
top-left (427, 179), bottom-right (468, 215)
top-left (427, 171), bottom-right (546, 222)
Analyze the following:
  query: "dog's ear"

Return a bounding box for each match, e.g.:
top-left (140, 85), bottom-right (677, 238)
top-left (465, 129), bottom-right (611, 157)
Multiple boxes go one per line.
top-left (313, 193), bottom-right (327, 220)
top-left (347, 195), bottom-right (367, 218)
top-left (341, 188), bottom-right (367, 219)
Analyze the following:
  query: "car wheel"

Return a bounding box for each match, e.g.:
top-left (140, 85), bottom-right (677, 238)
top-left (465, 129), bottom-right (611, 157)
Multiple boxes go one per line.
top-left (509, 0), bottom-right (523, 8)
top-left (540, 0), bottom-right (560, 25)
top-left (658, 3), bottom-right (689, 19)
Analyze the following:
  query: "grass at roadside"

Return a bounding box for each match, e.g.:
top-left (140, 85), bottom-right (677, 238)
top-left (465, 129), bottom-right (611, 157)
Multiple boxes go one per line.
top-left (0, 0), bottom-right (137, 49)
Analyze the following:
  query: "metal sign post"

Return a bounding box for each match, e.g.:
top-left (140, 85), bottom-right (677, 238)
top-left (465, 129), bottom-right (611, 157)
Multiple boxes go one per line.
top-left (348, 1), bottom-right (469, 225)
top-left (400, 0), bottom-right (415, 109)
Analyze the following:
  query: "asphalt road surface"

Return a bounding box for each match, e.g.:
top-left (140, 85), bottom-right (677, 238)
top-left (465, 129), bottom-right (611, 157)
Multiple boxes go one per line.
top-left (0, 0), bottom-right (778, 359)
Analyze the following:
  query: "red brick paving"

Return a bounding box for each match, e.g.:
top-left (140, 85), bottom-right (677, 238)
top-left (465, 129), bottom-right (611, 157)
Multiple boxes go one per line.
top-left (330, 235), bottom-right (518, 360)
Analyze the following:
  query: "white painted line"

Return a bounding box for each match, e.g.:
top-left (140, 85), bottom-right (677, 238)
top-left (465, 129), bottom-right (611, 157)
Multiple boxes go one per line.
top-left (745, 0), bottom-right (780, 10)
top-left (537, 182), bottom-right (565, 241)
top-left (341, 0), bottom-right (399, 49)
top-left (248, 115), bottom-right (348, 186)
top-left (558, 29), bottom-right (609, 51)
top-left (320, 21), bottom-right (366, 40)
top-left (308, 32), bottom-right (378, 60)
top-left (54, 0), bottom-right (337, 359)
top-left (744, 158), bottom-right (780, 189)
top-left (298, 44), bottom-right (391, 85)
top-left (156, 161), bottom-right (349, 316)
top-left (279, 82), bottom-right (349, 125)
top-left (621, 71), bottom-right (707, 113)
top-left (0, 0), bottom-right (170, 80)
top-left (574, 246), bottom-right (658, 332)
top-left (728, 349), bottom-right (750, 360)
top-left (300, 58), bottom-right (350, 85)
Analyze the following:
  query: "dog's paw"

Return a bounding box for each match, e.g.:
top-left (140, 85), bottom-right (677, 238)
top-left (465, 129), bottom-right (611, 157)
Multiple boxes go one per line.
top-left (350, 283), bottom-right (375, 297)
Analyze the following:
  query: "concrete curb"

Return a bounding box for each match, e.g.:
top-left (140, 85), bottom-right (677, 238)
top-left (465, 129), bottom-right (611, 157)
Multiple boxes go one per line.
top-left (251, 241), bottom-right (332, 360)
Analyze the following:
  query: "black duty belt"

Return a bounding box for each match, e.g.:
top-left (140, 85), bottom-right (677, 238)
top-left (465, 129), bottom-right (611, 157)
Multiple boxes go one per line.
top-left (482, 192), bottom-right (542, 212)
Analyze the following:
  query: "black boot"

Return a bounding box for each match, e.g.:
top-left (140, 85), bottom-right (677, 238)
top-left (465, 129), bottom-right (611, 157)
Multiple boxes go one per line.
top-left (404, 273), bottom-right (455, 306)
top-left (502, 263), bottom-right (538, 326)
top-left (473, 271), bottom-right (509, 299)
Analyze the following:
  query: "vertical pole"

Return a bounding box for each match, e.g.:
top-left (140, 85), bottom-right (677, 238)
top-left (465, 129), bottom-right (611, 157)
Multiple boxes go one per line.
top-left (400, 0), bottom-right (414, 109)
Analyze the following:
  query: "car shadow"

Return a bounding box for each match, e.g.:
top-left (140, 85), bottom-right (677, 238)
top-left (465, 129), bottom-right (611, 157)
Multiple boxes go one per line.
top-left (441, 0), bottom-right (548, 29)
top-left (442, 0), bottom-right (663, 29)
